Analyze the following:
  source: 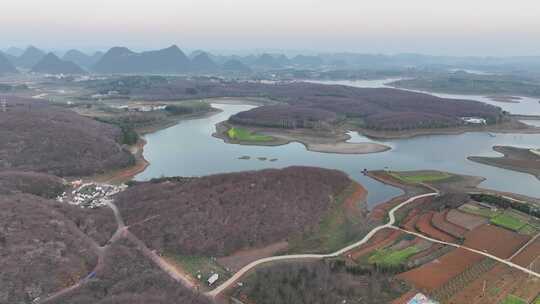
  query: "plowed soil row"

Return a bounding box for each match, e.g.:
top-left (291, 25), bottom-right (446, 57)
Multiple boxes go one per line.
top-left (510, 237), bottom-right (540, 267)
top-left (431, 210), bottom-right (467, 238)
top-left (446, 209), bottom-right (487, 230)
top-left (415, 212), bottom-right (456, 243)
top-left (398, 248), bottom-right (484, 291)
top-left (448, 264), bottom-right (540, 304)
top-left (463, 224), bottom-right (530, 259)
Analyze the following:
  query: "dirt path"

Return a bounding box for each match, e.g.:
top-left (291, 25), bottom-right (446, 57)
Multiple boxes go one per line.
top-left (392, 227), bottom-right (540, 279)
top-left (509, 232), bottom-right (540, 261)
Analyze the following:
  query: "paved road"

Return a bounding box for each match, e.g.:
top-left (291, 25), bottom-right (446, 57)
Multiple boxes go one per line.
top-left (207, 191), bottom-right (540, 298)
top-left (206, 192), bottom-right (439, 297)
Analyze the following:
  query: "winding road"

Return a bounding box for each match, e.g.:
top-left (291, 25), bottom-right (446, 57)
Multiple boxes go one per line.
top-left (38, 188), bottom-right (540, 302)
top-left (207, 191), bottom-right (540, 298)
top-left (206, 192), bottom-right (438, 297)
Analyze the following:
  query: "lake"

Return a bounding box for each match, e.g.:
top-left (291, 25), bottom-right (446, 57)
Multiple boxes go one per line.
top-left (136, 103), bottom-right (540, 208)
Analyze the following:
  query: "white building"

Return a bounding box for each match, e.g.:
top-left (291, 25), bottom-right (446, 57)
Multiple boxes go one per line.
top-left (461, 117), bottom-right (487, 124)
top-left (207, 273), bottom-right (219, 286)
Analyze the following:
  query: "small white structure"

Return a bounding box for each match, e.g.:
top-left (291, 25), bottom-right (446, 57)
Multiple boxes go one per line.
top-left (207, 273), bottom-right (219, 286)
top-left (407, 293), bottom-right (439, 304)
top-left (461, 117), bottom-right (487, 124)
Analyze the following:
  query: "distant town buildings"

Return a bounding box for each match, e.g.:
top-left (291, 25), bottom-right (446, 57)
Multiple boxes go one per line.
top-left (57, 181), bottom-right (126, 208)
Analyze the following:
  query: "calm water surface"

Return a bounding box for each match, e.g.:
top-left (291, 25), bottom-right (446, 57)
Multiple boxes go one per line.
top-left (136, 103), bottom-right (540, 208)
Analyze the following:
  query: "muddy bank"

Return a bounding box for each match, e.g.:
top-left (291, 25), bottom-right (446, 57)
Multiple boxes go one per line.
top-left (468, 145), bottom-right (540, 181)
top-left (213, 121), bottom-right (391, 154)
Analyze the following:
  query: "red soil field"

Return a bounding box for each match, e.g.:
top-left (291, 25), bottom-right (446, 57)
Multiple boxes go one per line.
top-left (401, 209), bottom-right (420, 232)
top-left (431, 210), bottom-right (467, 238)
top-left (343, 182), bottom-right (367, 218)
top-left (346, 228), bottom-right (402, 260)
top-left (510, 237), bottom-right (540, 267)
top-left (415, 212), bottom-right (455, 243)
top-left (463, 224), bottom-right (530, 259)
top-left (448, 264), bottom-right (540, 304)
top-left (408, 243), bottom-right (443, 262)
top-left (391, 290), bottom-right (417, 304)
top-left (446, 209), bottom-right (487, 230)
top-left (398, 248), bottom-right (484, 291)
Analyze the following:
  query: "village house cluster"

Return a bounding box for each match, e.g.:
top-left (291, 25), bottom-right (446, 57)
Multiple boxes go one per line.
top-left (56, 180), bottom-right (126, 208)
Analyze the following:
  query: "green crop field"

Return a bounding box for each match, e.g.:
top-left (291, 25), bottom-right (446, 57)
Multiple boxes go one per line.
top-left (459, 203), bottom-right (500, 218)
top-left (491, 213), bottom-right (527, 231)
top-left (227, 127), bottom-right (273, 142)
top-left (389, 171), bottom-right (452, 184)
top-left (500, 295), bottom-right (527, 304)
top-left (368, 246), bottom-right (419, 267)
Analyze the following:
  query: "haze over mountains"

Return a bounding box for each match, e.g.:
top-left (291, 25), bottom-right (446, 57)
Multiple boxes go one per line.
top-left (32, 53), bottom-right (87, 75)
top-left (3, 44), bottom-right (540, 76)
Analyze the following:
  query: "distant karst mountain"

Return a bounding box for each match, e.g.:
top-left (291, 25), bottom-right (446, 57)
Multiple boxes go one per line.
top-left (5, 47), bottom-right (24, 57)
top-left (62, 49), bottom-right (103, 68)
top-left (191, 51), bottom-right (219, 72)
top-left (253, 53), bottom-right (288, 68)
top-left (93, 45), bottom-right (191, 74)
top-left (222, 59), bottom-right (252, 72)
top-left (32, 53), bottom-right (86, 74)
top-left (0, 52), bottom-right (18, 74)
top-left (15, 46), bottom-right (46, 68)
top-left (291, 55), bottom-right (324, 67)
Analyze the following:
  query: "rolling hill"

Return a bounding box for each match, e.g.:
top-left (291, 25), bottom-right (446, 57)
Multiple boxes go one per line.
top-left (0, 97), bottom-right (133, 176)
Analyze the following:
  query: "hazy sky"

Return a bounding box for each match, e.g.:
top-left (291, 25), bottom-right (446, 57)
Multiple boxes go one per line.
top-left (2, 0), bottom-right (540, 56)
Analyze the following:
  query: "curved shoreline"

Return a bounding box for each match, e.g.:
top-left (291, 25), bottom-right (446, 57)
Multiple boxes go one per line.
top-left (212, 121), bottom-right (391, 154)
top-left (468, 145), bottom-right (540, 181)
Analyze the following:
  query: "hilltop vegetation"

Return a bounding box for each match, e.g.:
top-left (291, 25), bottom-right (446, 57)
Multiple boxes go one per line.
top-left (390, 71), bottom-right (540, 97)
top-left (0, 170), bottom-right (65, 198)
top-left (85, 77), bottom-right (505, 132)
top-left (235, 260), bottom-right (408, 304)
top-left (0, 97), bottom-right (134, 176)
top-left (55, 239), bottom-right (211, 304)
top-left (0, 194), bottom-right (101, 304)
top-left (114, 166), bottom-right (351, 256)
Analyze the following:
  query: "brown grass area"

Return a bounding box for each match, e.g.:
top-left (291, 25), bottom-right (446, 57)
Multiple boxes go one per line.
top-left (415, 212), bottom-right (456, 243)
top-left (446, 209), bottom-right (487, 230)
top-left (463, 224), bottom-right (530, 259)
top-left (398, 248), bottom-right (484, 291)
top-left (217, 241), bottom-right (289, 272)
